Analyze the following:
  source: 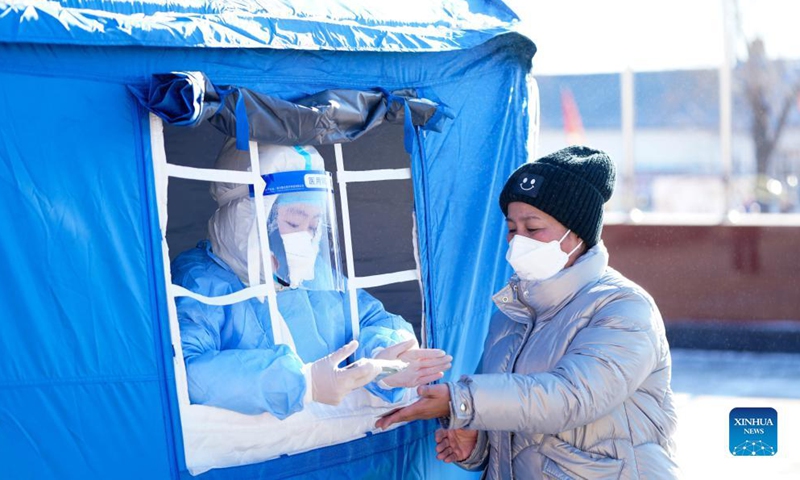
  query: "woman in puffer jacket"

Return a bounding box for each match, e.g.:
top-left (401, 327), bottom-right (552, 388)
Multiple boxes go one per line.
top-left (376, 146), bottom-right (680, 479)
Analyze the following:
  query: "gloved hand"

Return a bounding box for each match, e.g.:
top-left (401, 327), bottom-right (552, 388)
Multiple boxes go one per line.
top-left (311, 340), bottom-right (382, 406)
top-left (373, 339), bottom-right (452, 389)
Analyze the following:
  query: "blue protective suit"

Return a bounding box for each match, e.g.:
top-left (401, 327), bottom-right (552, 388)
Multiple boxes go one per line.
top-left (171, 240), bottom-right (415, 418)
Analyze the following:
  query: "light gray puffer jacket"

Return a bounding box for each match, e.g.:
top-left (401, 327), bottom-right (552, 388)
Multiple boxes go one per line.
top-left (446, 242), bottom-right (680, 479)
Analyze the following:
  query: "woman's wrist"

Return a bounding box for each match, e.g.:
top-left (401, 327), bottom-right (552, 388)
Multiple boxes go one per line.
top-left (447, 376), bottom-right (475, 429)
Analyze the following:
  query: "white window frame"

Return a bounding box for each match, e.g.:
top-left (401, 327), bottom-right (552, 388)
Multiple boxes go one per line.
top-left (333, 143), bottom-right (425, 344)
top-left (148, 114), bottom-right (421, 475)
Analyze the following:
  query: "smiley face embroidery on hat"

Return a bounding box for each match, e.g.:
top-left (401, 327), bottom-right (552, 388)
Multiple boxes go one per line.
top-left (519, 176), bottom-right (536, 191)
top-left (514, 173), bottom-right (544, 197)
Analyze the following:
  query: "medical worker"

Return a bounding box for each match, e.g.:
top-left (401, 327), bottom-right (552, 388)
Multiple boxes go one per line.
top-left (171, 140), bottom-right (450, 419)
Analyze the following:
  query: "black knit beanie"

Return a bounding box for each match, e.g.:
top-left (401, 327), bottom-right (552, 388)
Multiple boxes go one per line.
top-left (499, 146), bottom-right (616, 248)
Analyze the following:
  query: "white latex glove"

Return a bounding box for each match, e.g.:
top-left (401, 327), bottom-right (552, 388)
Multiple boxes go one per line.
top-left (311, 340), bottom-right (382, 406)
top-left (374, 339), bottom-right (452, 389)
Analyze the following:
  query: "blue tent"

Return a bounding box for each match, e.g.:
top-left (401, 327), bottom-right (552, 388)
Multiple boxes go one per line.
top-left (0, 1), bottom-right (536, 478)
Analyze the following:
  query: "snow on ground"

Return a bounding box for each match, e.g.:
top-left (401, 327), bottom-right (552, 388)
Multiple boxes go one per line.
top-left (671, 349), bottom-right (800, 479)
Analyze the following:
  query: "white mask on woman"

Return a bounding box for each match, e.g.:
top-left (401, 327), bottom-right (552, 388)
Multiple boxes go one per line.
top-left (281, 231), bottom-right (320, 287)
top-left (506, 230), bottom-right (583, 281)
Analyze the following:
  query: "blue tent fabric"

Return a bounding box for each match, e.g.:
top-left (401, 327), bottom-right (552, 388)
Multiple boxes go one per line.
top-left (131, 71), bottom-right (222, 127)
top-left (0, 73), bottom-right (179, 478)
top-left (0, 0), bottom-right (519, 51)
top-left (0, 1), bottom-right (535, 478)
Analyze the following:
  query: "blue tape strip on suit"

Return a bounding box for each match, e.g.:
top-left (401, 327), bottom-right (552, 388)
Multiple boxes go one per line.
top-left (235, 91), bottom-right (250, 151)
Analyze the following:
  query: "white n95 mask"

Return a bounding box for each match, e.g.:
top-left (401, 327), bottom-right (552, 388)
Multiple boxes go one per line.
top-left (506, 230), bottom-right (582, 281)
top-left (281, 231), bottom-right (320, 288)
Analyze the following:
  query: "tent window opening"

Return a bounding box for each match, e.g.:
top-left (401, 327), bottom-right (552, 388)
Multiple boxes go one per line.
top-left (148, 111), bottom-right (426, 473)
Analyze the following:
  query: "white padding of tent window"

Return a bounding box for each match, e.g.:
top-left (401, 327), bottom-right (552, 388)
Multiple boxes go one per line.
top-left (170, 283), bottom-right (276, 306)
top-left (183, 387), bottom-right (418, 475)
top-left (411, 212), bottom-right (427, 348)
top-left (348, 269), bottom-right (419, 290)
top-left (148, 114), bottom-right (190, 408)
top-left (166, 163), bottom-right (255, 185)
top-left (336, 168), bottom-right (411, 183)
top-left (248, 141), bottom-right (296, 352)
top-left (334, 143), bottom-right (361, 340)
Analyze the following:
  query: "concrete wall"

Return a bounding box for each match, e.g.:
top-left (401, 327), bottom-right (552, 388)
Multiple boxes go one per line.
top-left (603, 223), bottom-right (800, 322)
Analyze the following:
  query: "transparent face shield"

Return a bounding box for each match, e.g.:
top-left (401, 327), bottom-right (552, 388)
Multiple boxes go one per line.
top-left (254, 170), bottom-right (345, 291)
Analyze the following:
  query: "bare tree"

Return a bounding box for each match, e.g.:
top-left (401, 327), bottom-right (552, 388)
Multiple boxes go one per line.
top-left (741, 39), bottom-right (800, 176)
top-left (733, 1), bottom-right (800, 209)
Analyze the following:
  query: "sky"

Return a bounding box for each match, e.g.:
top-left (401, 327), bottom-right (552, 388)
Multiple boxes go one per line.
top-left (503, 0), bottom-right (800, 75)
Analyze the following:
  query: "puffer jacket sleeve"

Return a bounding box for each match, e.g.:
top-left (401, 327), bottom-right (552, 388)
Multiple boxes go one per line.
top-left (351, 288), bottom-right (417, 403)
top-left (450, 292), bottom-right (661, 433)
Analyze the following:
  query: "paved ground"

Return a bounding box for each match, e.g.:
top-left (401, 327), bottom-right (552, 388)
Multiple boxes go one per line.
top-left (670, 349), bottom-right (800, 479)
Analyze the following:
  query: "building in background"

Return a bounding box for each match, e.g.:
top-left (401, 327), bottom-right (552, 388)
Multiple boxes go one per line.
top-left (536, 64), bottom-right (800, 215)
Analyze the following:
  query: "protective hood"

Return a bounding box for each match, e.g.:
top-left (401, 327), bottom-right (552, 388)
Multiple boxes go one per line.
top-left (209, 139), bottom-right (343, 290)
